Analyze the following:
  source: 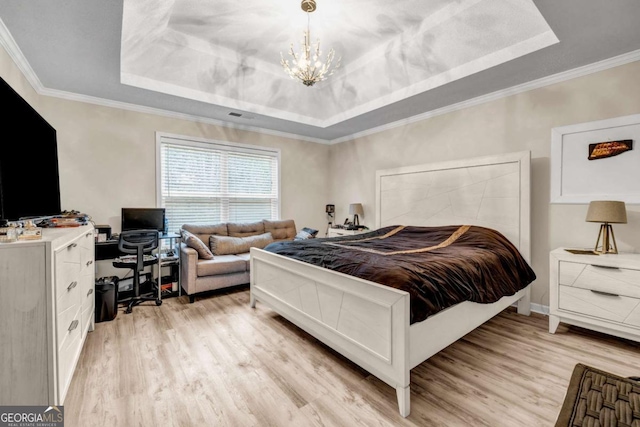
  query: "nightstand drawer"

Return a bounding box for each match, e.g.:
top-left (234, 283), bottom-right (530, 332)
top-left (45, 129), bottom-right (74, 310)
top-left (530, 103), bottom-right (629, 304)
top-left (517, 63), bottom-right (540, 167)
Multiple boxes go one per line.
top-left (559, 261), bottom-right (640, 299)
top-left (327, 228), bottom-right (368, 238)
top-left (559, 285), bottom-right (640, 327)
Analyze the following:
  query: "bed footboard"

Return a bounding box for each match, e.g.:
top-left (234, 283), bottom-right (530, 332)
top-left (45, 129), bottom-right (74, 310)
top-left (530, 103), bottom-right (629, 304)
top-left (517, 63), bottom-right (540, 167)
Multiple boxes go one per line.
top-left (250, 247), bottom-right (412, 417)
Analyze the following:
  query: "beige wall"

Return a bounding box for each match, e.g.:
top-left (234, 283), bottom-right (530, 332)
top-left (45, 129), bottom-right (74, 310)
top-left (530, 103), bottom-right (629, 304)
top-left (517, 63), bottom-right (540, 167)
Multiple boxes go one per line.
top-left (1, 45), bottom-right (330, 236)
top-left (5, 40), bottom-right (640, 307)
top-left (329, 61), bottom-right (640, 307)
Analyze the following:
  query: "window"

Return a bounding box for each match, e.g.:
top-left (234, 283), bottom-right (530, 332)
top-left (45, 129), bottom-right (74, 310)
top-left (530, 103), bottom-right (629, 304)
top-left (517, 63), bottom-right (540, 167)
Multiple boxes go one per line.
top-left (158, 134), bottom-right (280, 233)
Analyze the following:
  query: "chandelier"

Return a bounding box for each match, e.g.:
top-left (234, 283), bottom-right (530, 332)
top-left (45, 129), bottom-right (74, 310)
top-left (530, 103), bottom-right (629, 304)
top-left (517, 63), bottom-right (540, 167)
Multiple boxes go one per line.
top-left (280, 0), bottom-right (341, 87)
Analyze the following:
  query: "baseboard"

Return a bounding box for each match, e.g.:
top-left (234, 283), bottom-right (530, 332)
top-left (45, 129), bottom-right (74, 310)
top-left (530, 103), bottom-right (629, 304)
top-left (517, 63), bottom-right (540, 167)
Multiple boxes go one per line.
top-left (531, 303), bottom-right (549, 315)
top-left (511, 301), bottom-right (549, 315)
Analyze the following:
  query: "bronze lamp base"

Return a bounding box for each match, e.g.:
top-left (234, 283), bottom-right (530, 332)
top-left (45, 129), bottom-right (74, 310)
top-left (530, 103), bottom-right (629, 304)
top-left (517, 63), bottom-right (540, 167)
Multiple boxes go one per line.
top-left (594, 222), bottom-right (618, 254)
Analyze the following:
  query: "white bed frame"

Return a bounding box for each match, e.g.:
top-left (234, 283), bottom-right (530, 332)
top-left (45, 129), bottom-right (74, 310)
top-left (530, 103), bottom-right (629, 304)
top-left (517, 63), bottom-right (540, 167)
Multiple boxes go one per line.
top-left (250, 151), bottom-right (532, 417)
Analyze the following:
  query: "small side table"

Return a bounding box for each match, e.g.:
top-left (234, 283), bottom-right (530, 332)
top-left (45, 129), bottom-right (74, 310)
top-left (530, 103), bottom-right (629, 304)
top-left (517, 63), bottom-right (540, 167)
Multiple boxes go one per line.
top-left (549, 248), bottom-right (640, 342)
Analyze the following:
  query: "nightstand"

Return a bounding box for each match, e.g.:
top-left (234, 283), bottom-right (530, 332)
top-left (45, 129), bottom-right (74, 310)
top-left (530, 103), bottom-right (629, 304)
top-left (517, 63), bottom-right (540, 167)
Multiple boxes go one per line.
top-left (549, 248), bottom-right (640, 342)
top-left (327, 227), bottom-right (369, 238)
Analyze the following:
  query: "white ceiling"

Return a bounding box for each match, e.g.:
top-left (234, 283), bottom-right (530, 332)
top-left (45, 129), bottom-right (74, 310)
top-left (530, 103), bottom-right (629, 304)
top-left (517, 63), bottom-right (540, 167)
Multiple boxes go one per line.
top-left (1, 1), bottom-right (640, 142)
top-left (121, 0), bottom-right (557, 127)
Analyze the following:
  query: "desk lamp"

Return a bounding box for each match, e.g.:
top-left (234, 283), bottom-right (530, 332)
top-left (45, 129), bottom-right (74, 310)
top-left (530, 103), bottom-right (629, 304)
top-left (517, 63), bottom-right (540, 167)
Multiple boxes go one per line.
top-left (349, 203), bottom-right (364, 226)
top-left (586, 200), bottom-right (627, 254)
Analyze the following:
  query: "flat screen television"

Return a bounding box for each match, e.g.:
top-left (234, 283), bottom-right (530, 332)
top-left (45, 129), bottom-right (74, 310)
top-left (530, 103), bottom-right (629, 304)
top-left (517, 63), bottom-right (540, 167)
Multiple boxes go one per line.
top-left (0, 77), bottom-right (61, 221)
top-left (122, 208), bottom-right (165, 233)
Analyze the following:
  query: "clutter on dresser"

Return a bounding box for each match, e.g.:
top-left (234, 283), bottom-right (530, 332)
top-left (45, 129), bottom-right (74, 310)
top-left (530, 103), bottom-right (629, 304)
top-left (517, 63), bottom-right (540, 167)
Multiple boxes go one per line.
top-left (38, 210), bottom-right (91, 228)
top-left (17, 220), bottom-right (42, 241)
top-left (0, 220), bottom-right (43, 242)
top-left (0, 222), bottom-right (18, 243)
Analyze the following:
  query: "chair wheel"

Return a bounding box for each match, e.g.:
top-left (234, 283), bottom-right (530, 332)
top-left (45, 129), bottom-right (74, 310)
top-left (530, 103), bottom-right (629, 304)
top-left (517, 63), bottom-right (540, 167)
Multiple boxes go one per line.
top-left (156, 299), bottom-right (162, 306)
top-left (125, 307), bottom-right (132, 314)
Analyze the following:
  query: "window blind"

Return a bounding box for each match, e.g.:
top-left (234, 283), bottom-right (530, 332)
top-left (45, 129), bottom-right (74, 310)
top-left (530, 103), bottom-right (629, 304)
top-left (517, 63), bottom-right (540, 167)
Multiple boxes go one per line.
top-left (159, 137), bottom-right (279, 233)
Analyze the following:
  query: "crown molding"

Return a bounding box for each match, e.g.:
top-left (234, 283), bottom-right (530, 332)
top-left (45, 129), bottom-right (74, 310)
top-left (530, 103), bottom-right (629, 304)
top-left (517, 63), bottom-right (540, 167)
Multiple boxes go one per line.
top-left (329, 48), bottom-right (640, 145)
top-left (0, 17), bottom-right (45, 92)
top-left (2, 16), bottom-right (639, 147)
top-left (37, 86), bottom-right (331, 145)
top-left (0, 17), bottom-right (330, 146)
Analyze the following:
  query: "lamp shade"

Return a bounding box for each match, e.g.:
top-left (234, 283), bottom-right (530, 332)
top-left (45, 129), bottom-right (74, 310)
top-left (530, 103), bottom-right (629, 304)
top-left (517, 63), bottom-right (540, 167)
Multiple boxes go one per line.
top-left (585, 201), bottom-right (627, 224)
top-left (349, 203), bottom-right (364, 217)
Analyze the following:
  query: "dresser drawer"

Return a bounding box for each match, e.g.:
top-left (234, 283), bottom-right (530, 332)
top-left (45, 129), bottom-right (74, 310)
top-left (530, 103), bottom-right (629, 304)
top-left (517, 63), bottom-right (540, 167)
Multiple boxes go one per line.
top-left (82, 301), bottom-right (94, 336)
top-left (81, 272), bottom-right (95, 333)
top-left (57, 326), bottom-right (82, 402)
top-left (559, 285), bottom-right (640, 327)
top-left (79, 230), bottom-right (95, 274)
top-left (56, 274), bottom-right (82, 316)
top-left (558, 261), bottom-right (640, 299)
top-left (57, 305), bottom-right (81, 351)
top-left (81, 273), bottom-right (95, 312)
top-left (55, 241), bottom-right (82, 300)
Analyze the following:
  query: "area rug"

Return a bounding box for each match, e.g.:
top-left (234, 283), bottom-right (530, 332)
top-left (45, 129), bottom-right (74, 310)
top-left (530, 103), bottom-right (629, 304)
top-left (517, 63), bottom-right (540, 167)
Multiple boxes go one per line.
top-left (556, 363), bottom-right (640, 427)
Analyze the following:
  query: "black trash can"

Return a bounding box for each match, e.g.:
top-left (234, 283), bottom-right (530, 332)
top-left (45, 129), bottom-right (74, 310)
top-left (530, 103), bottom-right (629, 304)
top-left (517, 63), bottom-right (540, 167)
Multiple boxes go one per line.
top-left (95, 276), bottom-right (119, 323)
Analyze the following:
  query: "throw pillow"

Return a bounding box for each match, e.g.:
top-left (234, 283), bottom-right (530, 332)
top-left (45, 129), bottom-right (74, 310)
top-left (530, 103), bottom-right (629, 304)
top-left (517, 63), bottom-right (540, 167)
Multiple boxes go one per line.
top-left (181, 229), bottom-right (214, 260)
top-left (294, 227), bottom-right (319, 240)
top-left (210, 232), bottom-right (274, 255)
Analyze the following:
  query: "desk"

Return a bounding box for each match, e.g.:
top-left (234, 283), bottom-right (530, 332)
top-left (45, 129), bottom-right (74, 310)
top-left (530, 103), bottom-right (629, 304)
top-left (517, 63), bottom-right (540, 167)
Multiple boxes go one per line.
top-left (95, 232), bottom-right (181, 300)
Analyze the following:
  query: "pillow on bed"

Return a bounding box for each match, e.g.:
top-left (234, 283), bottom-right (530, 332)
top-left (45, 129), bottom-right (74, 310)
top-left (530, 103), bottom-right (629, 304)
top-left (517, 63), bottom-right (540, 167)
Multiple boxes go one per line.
top-left (294, 227), bottom-right (319, 240)
top-left (209, 232), bottom-right (274, 255)
top-left (181, 229), bottom-right (214, 260)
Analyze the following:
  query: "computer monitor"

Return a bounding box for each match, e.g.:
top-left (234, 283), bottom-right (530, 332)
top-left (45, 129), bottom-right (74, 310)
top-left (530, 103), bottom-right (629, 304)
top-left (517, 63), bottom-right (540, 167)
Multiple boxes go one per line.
top-left (121, 208), bottom-right (165, 233)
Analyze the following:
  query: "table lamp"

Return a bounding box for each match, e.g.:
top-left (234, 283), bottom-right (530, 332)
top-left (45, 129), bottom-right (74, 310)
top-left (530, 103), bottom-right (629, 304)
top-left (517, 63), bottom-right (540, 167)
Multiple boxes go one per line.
top-left (586, 200), bottom-right (627, 254)
top-left (349, 203), bottom-right (364, 226)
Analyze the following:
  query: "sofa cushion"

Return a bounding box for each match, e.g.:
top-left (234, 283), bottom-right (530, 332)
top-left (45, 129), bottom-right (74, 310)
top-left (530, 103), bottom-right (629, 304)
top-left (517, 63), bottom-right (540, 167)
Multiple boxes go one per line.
top-left (196, 255), bottom-right (247, 276)
top-left (209, 232), bottom-right (274, 256)
top-left (235, 253), bottom-right (250, 269)
top-left (181, 230), bottom-right (214, 259)
top-left (264, 219), bottom-right (296, 241)
top-left (294, 227), bottom-right (319, 240)
top-left (182, 223), bottom-right (228, 246)
top-left (227, 221), bottom-right (265, 238)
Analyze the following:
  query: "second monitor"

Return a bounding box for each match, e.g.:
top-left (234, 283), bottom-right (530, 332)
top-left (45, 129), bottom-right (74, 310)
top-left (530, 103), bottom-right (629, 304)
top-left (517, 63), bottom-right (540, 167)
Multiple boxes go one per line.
top-left (121, 208), bottom-right (165, 233)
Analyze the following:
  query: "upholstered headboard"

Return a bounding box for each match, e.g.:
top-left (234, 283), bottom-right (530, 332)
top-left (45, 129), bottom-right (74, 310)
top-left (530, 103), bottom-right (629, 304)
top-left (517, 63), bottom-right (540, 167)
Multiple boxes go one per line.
top-left (375, 151), bottom-right (531, 262)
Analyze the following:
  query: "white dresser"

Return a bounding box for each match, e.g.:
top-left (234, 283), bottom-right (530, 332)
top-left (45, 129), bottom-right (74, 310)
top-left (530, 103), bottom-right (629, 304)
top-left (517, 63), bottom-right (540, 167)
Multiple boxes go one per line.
top-left (0, 225), bottom-right (95, 405)
top-left (549, 248), bottom-right (640, 342)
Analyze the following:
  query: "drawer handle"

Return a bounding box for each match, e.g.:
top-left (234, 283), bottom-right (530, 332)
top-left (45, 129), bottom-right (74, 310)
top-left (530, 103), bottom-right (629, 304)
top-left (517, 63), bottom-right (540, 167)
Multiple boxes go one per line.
top-left (67, 243), bottom-right (78, 250)
top-left (590, 290), bottom-right (620, 297)
top-left (67, 281), bottom-right (78, 291)
top-left (591, 265), bottom-right (620, 270)
top-left (68, 320), bottom-right (79, 332)
top-left (86, 260), bottom-right (94, 266)
top-left (86, 232), bottom-right (93, 237)
top-left (87, 288), bottom-right (93, 297)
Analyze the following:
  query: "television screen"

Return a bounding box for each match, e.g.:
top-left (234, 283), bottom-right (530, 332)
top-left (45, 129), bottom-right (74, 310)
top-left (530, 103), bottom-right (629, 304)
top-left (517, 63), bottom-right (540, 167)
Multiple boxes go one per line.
top-left (122, 208), bottom-right (165, 232)
top-left (0, 77), bottom-right (61, 221)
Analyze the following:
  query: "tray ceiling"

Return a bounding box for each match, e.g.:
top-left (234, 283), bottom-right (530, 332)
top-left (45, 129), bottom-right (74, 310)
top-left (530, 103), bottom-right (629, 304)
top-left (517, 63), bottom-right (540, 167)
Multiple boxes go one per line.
top-left (121, 0), bottom-right (558, 127)
top-left (2, 0), bottom-right (640, 142)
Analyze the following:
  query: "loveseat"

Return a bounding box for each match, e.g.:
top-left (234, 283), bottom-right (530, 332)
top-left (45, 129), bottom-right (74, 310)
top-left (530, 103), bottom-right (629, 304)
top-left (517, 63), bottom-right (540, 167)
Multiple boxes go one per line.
top-left (180, 219), bottom-right (296, 303)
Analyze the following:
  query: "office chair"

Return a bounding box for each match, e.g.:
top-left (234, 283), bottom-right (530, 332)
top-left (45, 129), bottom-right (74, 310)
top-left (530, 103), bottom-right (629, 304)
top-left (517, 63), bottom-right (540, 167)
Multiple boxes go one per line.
top-left (112, 230), bottom-right (162, 314)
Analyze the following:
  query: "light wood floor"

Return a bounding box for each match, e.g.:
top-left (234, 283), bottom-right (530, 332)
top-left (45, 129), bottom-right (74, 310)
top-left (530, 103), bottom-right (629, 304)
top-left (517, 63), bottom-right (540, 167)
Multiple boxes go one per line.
top-left (66, 286), bottom-right (639, 427)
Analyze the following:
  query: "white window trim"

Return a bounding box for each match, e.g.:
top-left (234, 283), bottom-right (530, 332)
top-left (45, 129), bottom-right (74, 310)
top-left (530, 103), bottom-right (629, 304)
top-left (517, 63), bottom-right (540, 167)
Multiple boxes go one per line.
top-left (155, 132), bottom-right (282, 222)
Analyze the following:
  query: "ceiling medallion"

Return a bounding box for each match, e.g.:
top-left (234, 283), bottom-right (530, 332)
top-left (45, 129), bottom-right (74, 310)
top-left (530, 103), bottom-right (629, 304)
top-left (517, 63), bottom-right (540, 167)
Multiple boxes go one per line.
top-left (280, 0), bottom-right (341, 87)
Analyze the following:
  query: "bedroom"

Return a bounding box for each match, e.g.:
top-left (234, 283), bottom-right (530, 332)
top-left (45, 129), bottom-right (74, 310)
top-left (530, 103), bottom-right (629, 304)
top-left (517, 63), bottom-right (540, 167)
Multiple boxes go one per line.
top-left (0, 0), bottom-right (639, 425)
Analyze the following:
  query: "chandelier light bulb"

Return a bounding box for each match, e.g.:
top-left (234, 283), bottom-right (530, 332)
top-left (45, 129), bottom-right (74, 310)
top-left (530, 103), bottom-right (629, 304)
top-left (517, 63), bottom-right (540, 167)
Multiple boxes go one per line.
top-left (280, 0), bottom-right (341, 87)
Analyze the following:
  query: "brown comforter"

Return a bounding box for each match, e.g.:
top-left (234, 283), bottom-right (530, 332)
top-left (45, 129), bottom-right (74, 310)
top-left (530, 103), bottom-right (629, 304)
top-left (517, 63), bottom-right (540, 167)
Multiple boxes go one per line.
top-left (264, 225), bottom-right (536, 324)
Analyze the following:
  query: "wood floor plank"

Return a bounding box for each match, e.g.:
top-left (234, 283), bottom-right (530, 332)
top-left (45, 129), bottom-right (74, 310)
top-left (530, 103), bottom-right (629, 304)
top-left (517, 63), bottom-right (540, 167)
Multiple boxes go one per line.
top-left (64, 287), bottom-right (640, 426)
